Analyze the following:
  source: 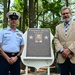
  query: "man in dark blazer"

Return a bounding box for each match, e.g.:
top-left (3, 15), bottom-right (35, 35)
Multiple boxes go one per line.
top-left (54, 7), bottom-right (75, 75)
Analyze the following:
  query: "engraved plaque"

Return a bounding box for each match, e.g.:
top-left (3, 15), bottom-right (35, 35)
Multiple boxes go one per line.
top-left (26, 28), bottom-right (51, 57)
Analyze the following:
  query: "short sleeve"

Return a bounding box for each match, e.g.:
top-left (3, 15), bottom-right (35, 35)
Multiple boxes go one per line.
top-left (0, 30), bottom-right (3, 43)
top-left (21, 36), bottom-right (24, 46)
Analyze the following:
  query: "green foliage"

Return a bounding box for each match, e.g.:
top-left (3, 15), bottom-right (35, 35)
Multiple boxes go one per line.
top-left (39, 0), bottom-right (64, 36)
top-left (11, 0), bottom-right (23, 13)
top-left (40, 16), bottom-right (60, 35)
top-left (42, 0), bottom-right (63, 17)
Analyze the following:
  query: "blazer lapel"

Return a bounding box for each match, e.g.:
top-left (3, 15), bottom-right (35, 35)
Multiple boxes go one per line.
top-left (60, 23), bottom-right (66, 38)
top-left (67, 21), bottom-right (73, 37)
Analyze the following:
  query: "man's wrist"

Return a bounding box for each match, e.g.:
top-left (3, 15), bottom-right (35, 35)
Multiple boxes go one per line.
top-left (16, 54), bottom-right (20, 58)
top-left (60, 48), bottom-right (64, 52)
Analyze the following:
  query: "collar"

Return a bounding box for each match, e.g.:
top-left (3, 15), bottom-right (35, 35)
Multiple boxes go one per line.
top-left (64, 21), bottom-right (70, 26)
top-left (7, 28), bottom-right (19, 32)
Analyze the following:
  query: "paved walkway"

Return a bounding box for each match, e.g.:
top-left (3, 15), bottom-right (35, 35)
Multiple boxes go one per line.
top-left (21, 72), bottom-right (60, 75)
top-left (20, 66), bottom-right (60, 75)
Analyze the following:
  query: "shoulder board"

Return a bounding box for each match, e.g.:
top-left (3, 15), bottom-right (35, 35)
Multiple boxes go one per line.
top-left (3, 28), bottom-right (8, 30)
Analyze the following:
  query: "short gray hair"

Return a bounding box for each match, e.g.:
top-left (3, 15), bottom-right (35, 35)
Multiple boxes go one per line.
top-left (61, 7), bottom-right (72, 15)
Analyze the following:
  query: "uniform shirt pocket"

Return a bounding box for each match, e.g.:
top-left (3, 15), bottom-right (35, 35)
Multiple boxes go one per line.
top-left (3, 34), bottom-right (12, 40)
top-left (3, 34), bottom-right (12, 44)
top-left (16, 35), bottom-right (22, 44)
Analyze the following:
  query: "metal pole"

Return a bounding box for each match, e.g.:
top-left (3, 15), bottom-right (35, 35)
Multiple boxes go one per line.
top-left (47, 66), bottom-right (50, 75)
top-left (25, 66), bottom-right (28, 75)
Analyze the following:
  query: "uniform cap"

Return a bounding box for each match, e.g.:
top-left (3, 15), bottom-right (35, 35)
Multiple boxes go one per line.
top-left (6, 12), bottom-right (20, 20)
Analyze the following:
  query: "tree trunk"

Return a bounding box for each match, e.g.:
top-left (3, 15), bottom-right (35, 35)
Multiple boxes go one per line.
top-left (22, 0), bottom-right (28, 33)
top-left (66, 0), bottom-right (68, 7)
top-left (29, 0), bottom-right (34, 28)
top-left (3, 0), bottom-right (8, 28)
top-left (36, 0), bottom-right (38, 28)
top-left (8, 0), bottom-right (10, 12)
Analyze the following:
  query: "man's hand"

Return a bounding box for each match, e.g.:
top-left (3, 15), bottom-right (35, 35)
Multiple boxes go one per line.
top-left (67, 54), bottom-right (73, 59)
top-left (9, 56), bottom-right (18, 64)
top-left (61, 48), bottom-right (74, 58)
top-left (6, 56), bottom-right (18, 64)
top-left (62, 48), bottom-right (71, 57)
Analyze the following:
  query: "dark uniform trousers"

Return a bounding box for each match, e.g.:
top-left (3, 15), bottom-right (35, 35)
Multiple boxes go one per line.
top-left (0, 52), bottom-right (20, 75)
top-left (58, 58), bottom-right (75, 75)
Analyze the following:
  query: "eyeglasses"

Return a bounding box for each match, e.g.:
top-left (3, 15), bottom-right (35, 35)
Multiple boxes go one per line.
top-left (62, 12), bottom-right (70, 15)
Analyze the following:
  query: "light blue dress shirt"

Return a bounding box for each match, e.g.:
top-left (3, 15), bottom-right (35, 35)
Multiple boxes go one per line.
top-left (0, 28), bottom-right (24, 53)
top-left (60, 22), bottom-right (70, 52)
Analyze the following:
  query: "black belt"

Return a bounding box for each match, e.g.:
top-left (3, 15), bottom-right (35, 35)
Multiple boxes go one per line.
top-left (5, 52), bottom-right (19, 56)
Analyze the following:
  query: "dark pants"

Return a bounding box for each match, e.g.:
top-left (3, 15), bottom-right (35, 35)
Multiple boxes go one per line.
top-left (0, 53), bottom-right (20, 75)
top-left (58, 59), bottom-right (75, 75)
